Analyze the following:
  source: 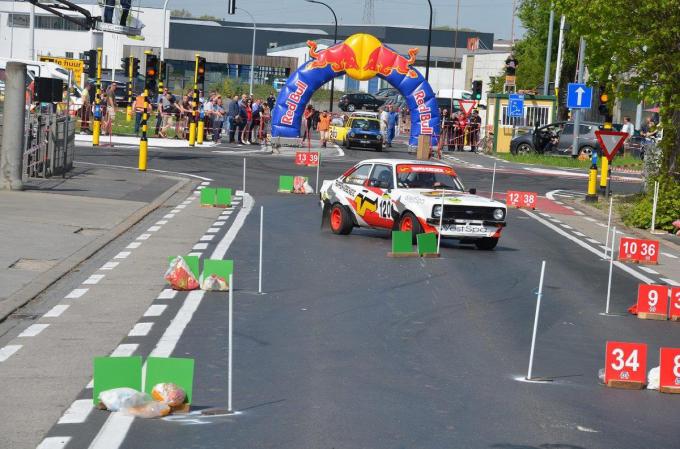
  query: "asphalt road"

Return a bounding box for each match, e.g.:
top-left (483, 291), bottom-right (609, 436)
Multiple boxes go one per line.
top-left (35, 140), bottom-right (677, 448)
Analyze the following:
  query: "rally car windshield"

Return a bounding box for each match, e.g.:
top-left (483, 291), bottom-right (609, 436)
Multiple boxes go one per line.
top-left (396, 165), bottom-right (464, 191)
top-left (352, 119), bottom-right (380, 131)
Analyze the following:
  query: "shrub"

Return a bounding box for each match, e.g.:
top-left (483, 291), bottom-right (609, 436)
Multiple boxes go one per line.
top-left (622, 175), bottom-right (680, 232)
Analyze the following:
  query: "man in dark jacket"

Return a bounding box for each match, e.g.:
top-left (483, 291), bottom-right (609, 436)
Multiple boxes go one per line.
top-left (227, 95), bottom-right (241, 143)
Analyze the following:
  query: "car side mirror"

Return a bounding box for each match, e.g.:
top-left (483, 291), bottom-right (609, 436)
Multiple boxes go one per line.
top-left (469, 188), bottom-right (477, 195)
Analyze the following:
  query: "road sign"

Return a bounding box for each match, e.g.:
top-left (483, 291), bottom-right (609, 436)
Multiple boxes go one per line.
top-left (508, 94), bottom-right (524, 118)
top-left (39, 56), bottom-right (84, 85)
top-left (566, 83), bottom-right (593, 109)
top-left (595, 130), bottom-right (627, 161)
top-left (605, 341), bottom-right (647, 389)
top-left (636, 284), bottom-right (668, 320)
top-left (506, 190), bottom-right (537, 209)
top-left (458, 100), bottom-right (476, 116)
top-left (670, 288), bottom-right (680, 321)
top-left (659, 347), bottom-right (680, 393)
top-left (618, 237), bottom-right (659, 264)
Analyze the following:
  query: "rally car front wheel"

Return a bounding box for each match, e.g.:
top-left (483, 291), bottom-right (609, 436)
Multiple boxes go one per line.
top-left (399, 211), bottom-right (423, 243)
top-left (330, 204), bottom-right (353, 235)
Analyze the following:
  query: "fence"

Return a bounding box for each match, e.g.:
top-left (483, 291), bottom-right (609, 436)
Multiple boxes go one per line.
top-left (23, 111), bottom-right (75, 179)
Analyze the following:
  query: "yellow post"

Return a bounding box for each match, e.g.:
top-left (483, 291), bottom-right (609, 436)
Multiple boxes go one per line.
top-left (92, 47), bottom-right (103, 146)
top-left (139, 88), bottom-right (149, 171)
top-left (600, 156), bottom-right (609, 191)
top-left (197, 118), bottom-right (205, 145)
top-left (586, 162), bottom-right (598, 202)
top-left (194, 54), bottom-right (203, 145)
top-left (126, 56), bottom-right (133, 122)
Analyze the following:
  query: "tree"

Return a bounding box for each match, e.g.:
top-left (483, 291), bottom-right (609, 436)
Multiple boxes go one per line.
top-left (554, 0), bottom-right (680, 175)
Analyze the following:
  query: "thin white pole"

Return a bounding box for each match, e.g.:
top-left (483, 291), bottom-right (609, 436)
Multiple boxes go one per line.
top-left (554, 15), bottom-right (566, 95)
top-left (605, 226), bottom-right (616, 315)
top-left (437, 191), bottom-right (445, 254)
top-left (161, 0), bottom-right (170, 63)
top-left (526, 260), bottom-right (546, 380)
top-left (228, 273), bottom-right (233, 413)
top-left (490, 162), bottom-right (497, 200)
top-left (651, 181), bottom-right (659, 232)
top-left (604, 196), bottom-right (613, 259)
top-left (258, 206), bottom-right (263, 294)
top-left (29, 4), bottom-right (35, 60)
top-left (315, 154), bottom-right (320, 194)
top-left (242, 157), bottom-right (246, 194)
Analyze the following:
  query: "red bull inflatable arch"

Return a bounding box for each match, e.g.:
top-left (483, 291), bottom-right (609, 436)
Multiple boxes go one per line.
top-left (272, 33), bottom-right (440, 146)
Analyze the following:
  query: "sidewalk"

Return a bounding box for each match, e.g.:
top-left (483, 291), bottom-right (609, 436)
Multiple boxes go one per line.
top-left (75, 133), bottom-right (219, 149)
top-left (0, 165), bottom-right (187, 321)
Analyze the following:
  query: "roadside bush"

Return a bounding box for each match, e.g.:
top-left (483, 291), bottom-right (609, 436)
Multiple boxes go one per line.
top-left (622, 175), bottom-right (680, 232)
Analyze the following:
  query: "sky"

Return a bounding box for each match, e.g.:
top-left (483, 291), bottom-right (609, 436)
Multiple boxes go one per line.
top-left (133, 0), bottom-right (525, 40)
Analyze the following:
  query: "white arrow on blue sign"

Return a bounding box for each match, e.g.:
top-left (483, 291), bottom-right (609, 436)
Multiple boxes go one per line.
top-left (567, 83), bottom-right (593, 109)
top-left (508, 94), bottom-right (524, 118)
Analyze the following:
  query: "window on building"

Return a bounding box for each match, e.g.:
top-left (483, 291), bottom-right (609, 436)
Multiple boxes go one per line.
top-left (65, 52), bottom-right (74, 59)
top-left (501, 104), bottom-right (551, 128)
top-left (8, 13), bottom-right (87, 31)
top-left (8, 13), bottom-right (29, 28)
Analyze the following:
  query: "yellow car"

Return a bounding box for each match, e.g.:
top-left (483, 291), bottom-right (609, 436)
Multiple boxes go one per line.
top-left (329, 113), bottom-right (384, 151)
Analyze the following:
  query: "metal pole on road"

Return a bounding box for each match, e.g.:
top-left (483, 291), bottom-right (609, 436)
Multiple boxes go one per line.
top-left (490, 162), bottom-right (497, 200)
top-left (425, 0), bottom-right (433, 81)
top-left (526, 260), bottom-right (546, 381)
top-left (553, 15), bottom-right (566, 97)
top-left (651, 181), bottom-right (659, 233)
top-left (604, 227), bottom-right (616, 315)
top-left (161, 0), bottom-right (170, 64)
top-left (437, 190), bottom-right (444, 254)
top-left (603, 196), bottom-right (613, 259)
top-left (572, 37), bottom-right (586, 158)
top-left (543, 6), bottom-right (554, 96)
top-left (242, 157), bottom-right (246, 196)
top-left (315, 155), bottom-right (320, 194)
top-left (228, 273), bottom-right (234, 413)
top-left (258, 206), bottom-right (263, 294)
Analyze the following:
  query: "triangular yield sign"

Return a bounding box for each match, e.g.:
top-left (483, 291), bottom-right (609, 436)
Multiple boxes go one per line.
top-left (595, 130), bottom-right (628, 161)
top-left (458, 100), bottom-right (476, 116)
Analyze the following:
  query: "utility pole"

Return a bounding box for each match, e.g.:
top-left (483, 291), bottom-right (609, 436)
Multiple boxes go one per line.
top-left (29, 4), bottom-right (35, 60)
top-left (554, 15), bottom-right (566, 97)
top-left (449, 0), bottom-right (461, 113)
top-left (572, 37), bottom-right (586, 158)
top-left (543, 5), bottom-right (554, 96)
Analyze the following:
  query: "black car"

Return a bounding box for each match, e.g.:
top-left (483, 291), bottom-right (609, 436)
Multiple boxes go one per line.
top-left (338, 93), bottom-right (384, 112)
top-left (510, 121), bottom-right (602, 156)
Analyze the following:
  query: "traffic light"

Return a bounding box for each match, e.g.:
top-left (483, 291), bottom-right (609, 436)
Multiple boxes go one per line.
top-left (121, 57), bottom-right (130, 74)
top-left (160, 61), bottom-right (167, 84)
top-left (598, 85), bottom-right (609, 115)
top-left (132, 57), bottom-right (140, 78)
top-left (84, 50), bottom-right (98, 78)
top-left (145, 53), bottom-right (158, 91)
top-left (472, 80), bottom-right (482, 101)
top-left (228, 0), bottom-right (236, 15)
top-left (504, 55), bottom-right (517, 77)
top-left (196, 57), bottom-right (206, 85)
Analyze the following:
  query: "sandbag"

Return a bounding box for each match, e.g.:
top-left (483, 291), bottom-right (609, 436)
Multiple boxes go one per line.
top-left (164, 256), bottom-right (199, 291)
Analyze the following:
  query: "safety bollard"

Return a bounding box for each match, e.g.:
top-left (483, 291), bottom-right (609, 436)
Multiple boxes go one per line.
top-left (585, 162), bottom-right (598, 202)
top-left (188, 120), bottom-right (196, 147)
top-left (600, 157), bottom-right (608, 192)
top-left (197, 119), bottom-right (205, 145)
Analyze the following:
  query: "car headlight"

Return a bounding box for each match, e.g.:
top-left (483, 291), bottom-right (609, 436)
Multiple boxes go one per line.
top-left (493, 208), bottom-right (505, 220)
top-left (432, 205), bottom-right (442, 218)
top-left (349, 131), bottom-right (355, 138)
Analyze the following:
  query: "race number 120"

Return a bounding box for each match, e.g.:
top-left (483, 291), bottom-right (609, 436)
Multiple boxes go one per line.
top-left (506, 190), bottom-right (537, 209)
top-left (605, 341), bottom-right (647, 387)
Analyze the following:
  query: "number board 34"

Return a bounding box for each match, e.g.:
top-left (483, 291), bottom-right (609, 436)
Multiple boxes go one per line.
top-left (506, 191), bottom-right (537, 209)
top-left (618, 237), bottom-right (659, 265)
top-left (659, 347), bottom-right (680, 394)
top-left (605, 341), bottom-right (647, 389)
top-left (636, 284), bottom-right (669, 321)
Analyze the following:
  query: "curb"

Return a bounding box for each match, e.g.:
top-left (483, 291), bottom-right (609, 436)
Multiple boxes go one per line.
top-left (0, 175), bottom-right (193, 323)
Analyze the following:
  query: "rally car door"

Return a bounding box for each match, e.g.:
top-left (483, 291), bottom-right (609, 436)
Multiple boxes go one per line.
top-left (352, 164), bottom-right (395, 229)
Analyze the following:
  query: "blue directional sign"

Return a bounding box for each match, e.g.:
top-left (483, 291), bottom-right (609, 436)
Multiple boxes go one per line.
top-left (567, 83), bottom-right (593, 109)
top-left (508, 94), bottom-right (524, 118)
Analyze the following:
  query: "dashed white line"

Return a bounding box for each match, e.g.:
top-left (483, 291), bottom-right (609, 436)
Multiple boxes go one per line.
top-left (563, 205), bottom-right (575, 210)
top-left (65, 288), bottom-right (88, 299)
top-left (18, 323), bottom-right (50, 337)
top-left (584, 217), bottom-right (597, 222)
top-left (100, 261), bottom-right (119, 271)
top-left (163, 214), bottom-right (175, 219)
top-left (193, 243), bottom-right (209, 250)
top-left (171, 209), bottom-right (180, 214)
top-left (188, 252), bottom-right (203, 257)
top-left (638, 266), bottom-right (659, 274)
top-left (147, 226), bottom-right (161, 232)
top-left (200, 235), bottom-right (215, 242)
top-left (214, 221), bottom-right (226, 226)
top-left (128, 322), bottom-right (154, 337)
top-left (539, 213), bottom-right (551, 218)
top-left (549, 218), bottom-right (562, 223)
top-left (662, 252), bottom-right (678, 259)
top-left (43, 304), bottom-right (69, 318)
top-left (0, 345), bottom-right (22, 362)
top-left (197, 186), bottom-right (206, 190)
top-left (83, 274), bottom-right (105, 285)
top-left (126, 242), bottom-right (142, 249)
top-left (573, 231), bottom-right (586, 237)
top-left (155, 220), bottom-right (168, 225)
top-left (661, 278), bottom-right (680, 286)
top-left (206, 227), bottom-right (220, 233)
top-left (137, 234), bottom-right (151, 241)
top-left (87, 415), bottom-right (135, 449)
top-left (110, 343), bottom-right (138, 357)
top-left (57, 399), bottom-right (93, 424)
top-left (560, 224), bottom-right (573, 229)
top-left (176, 205), bottom-right (186, 210)
top-left (201, 181), bottom-right (211, 186)
top-left (36, 437), bottom-right (71, 449)
top-left (157, 289), bottom-right (177, 300)
top-left (114, 251), bottom-right (131, 259)
top-left (574, 211), bottom-right (585, 216)
top-left (586, 238), bottom-right (601, 244)
top-left (596, 223), bottom-right (607, 228)
top-left (144, 304), bottom-right (167, 317)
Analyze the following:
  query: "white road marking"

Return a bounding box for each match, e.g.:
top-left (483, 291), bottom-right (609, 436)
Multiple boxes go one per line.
top-left (114, 251), bottom-right (131, 259)
top-left (214, 221), bottom-right (226, 226)
top-left (163, 213), bottom-right (175, 219)
top-left (86, 379), bottom-right (93, 389)
top-left (137, 234), bottom-right (151, 240)
top-left (577, 425), bottom-right (599, 433)
top-left (211, 193), bottom-right (253, 260)
top-left (549, 218), bottom-right (561, 223)
top-left (126, 242), bottom-right (142, 249)
top-left (87, 415), bottom-right (135, 449)
top-left (554, 201), bottom-right (564, 205)
top-left (662, 252), bottom-right (678, 259)
top-left (638, 266), bottom-right (659, 274)
top-left (584, 217), bottom-right (597, 222)
top-left (43, 304), bottom-right (69, 318)
top-left (574, 211), bottom-right (585, 215)
top-left (197, 186), bottom-right (206, 190)
top-left (171, 209), bottom-right (180, 214)
top-left (155, 220), bottom-right (168, 225)
top-left (65, 288), bottom-right (88, 299)
top-left (100, 261), bottom-right (119, 270)
top-left (147, 226), bottom-right (161, 232)
top-left (128, 322), bottom-right (154, 337)
top-left (157, 289), bottom-right (177, 299)
top-left (58, 399), bottom-right (93, 424)
top-left (0, 345), bottom-right (22, 362)
top-left (207, 227), bottom-right (220, 233)
top-left (74, 162), bottom-right (213, 181)
top-left (661, 278), bottom-right (680, 286)
top-left (586, 238), bottom-right (601, 244)
top-left (188, 252), bottom-right (203, 257)
top-left (18, 323), bottom-right (50, 337)
top-left (560, 224), bottom-right (573, 229)
top-left (144, 304), bottom-right (167, 317)
top-left (201, 181), bottom-right (211, 186)
top-left (596, 223), bottom-right (607, 228)
top-left (200, 235), bottom-right (215, 242)
top-left (522, 209), bottom-right (655, 285)
top-left (36, 437), bottom-right (71, 449)
top-left (110, 344), bottom-right (138, 357)
top-left (539, 213), bottom-right (551, 218)
top-left (176, 205), bottom-right (186, 209)
top-left (563, 205), bottom-right (574, 210)
top-left (83, 274), bottom-right (105, 285)
top-left (193, 243), bottom-right (209, 250)
top-left (573, 231), bottom-right (586, 237)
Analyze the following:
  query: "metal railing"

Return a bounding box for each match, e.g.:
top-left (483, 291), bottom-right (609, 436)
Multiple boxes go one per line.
top-left (23, 111), bottom-right (75, 180)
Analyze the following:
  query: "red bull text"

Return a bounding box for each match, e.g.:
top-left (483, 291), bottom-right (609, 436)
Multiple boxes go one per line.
top-left (306, 41), bottom-right (360, 72)
top-left (281, 80), bottom-right (309, 126)
top-left (414, 89), bottom-right (433, 134)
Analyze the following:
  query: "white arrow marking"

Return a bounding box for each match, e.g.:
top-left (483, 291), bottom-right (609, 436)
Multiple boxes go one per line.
top-left (575, 87), bottom-right (585, 105)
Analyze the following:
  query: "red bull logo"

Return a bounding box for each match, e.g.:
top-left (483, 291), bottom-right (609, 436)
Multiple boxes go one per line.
top-left (281, 80), bottom-right (308, 126)
top-left (414, 89), bottom-right (433, 135)
top-left (305, 41), bottom-right (360, 72)
top-left (363, 46), bottom-right (419, 79)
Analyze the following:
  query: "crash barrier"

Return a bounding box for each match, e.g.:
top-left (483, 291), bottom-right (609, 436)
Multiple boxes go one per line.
top-left (23, 112), bottom-right (76, 179)
top-left (166, 256), bottom-right (233, 291)
top-left (278, 175), bottom-right (313, 194)
top-left (631, 285), bottom-right (680, 321)
top-left (93, 356), bottom-right (195, 411)
top-left (618, 237), bottom-right (659, 265)
top-left (604, 342), bottom-right (680, 393)
top-left (506, 191), bottom-right (537, 210)
top-left (201, 187), bottom-right (233, 207)
top-left (388, 231), bottom-right (440, 257)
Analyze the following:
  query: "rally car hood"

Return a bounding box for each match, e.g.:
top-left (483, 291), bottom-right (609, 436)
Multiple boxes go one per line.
top-left (394, 189), bottom-right (506, 208)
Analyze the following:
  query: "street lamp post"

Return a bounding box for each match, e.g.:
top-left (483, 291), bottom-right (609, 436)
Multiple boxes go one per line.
top-left (305, 0), bottom-right (337, 112)
top-left (238, 8), bottom-right (257, 96)
top-left (425, 0), bottom-right (432, 81)
top-left (161, 0), bottom-right (170, 63)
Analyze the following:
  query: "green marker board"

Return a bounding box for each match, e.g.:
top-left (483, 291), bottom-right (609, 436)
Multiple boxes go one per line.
top-left (93, 356), bottom-right (143, 404)
top-left (145, 357), bottom-right (195, 404)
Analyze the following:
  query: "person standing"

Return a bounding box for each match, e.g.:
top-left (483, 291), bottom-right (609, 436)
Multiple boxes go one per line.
top-left (104, 83), bottom-right (117, 136)
top-left (133, 91), bottom-right (148, 136)
top-left (386, 105), bottom-right (398, 148)
top-left (267, 93), bottom-right (276, 110)
top-left (241, 99), bottom-right (253, 145)
top-left (211, 97), bottom-right (225, 142)
top-left (120, 0), bottom-right (132, 26)
top-left (227, 95), bottom-right (240, 143)
top-left (379, 106), bottom-right (389, 140)
top-left (453, 111), bottom-right (467, 151)
top-left (468, 109), bottom-right (482, 152)
top-left (301, 104), bottom-right (315, 144)
top-left (103, 0), bottom-right (115, 23)
top-left (80, 83), bottom-right (91, 134)
top-left (318, 110), bottom-right (331, 148)
top-left (621, 116), bottom-right (635, 139)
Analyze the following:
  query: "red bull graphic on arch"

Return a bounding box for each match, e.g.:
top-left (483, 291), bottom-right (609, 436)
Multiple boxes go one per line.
top-left (272, 33), bottom-right (440, 146)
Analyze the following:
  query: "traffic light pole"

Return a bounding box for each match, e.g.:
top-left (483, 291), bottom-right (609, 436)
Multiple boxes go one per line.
top-left (92, 47), bottom-right (103, 146)
top-left (196, 55), bottom-right (205, 145)
top-left (139, 86), bottom-right (149, 171)
top-left (189, 54), bottom-right (199, 147)
top-left (126, 56), bottom-right (134, 122)
top-left (572, 37), bottom-right (585, 159)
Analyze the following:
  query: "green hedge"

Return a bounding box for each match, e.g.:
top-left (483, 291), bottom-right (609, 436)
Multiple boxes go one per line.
top-left (621, 176), bottom-right (680, 232)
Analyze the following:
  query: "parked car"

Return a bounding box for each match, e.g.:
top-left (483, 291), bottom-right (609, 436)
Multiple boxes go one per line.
top-left (338, 92), bottom-right (384, 112)
top-left (510, 121), bottom-right (602, 156)
top-left (374, 87), bottom-right (399, 100)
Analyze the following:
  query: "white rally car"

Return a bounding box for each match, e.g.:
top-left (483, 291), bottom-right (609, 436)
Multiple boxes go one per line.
top-left (320, 159), bottom-right (507, 250)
